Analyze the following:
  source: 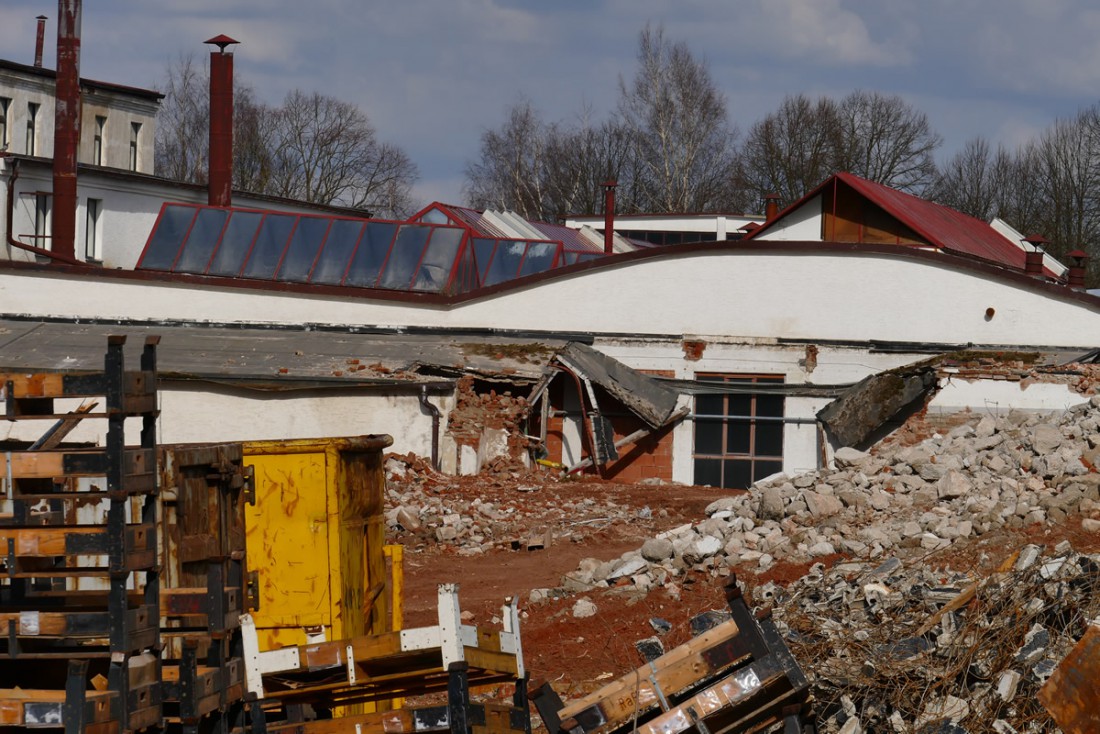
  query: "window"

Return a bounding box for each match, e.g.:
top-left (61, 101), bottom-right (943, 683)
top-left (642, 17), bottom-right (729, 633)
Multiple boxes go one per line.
top-left (93, 116), bottom-right (106, 165)
top-left (693, 374), bottom-right (785, 489)
top-left (85, 198), bottom-right (102, 261)
top-left (0, 97), bottom-right (10, 149)
top-left (129, 122), bottom-right (141, 171)
top-left (26, 102), bottom-right (40, 155)
top-left (34, 194), bottom-right (51, 250)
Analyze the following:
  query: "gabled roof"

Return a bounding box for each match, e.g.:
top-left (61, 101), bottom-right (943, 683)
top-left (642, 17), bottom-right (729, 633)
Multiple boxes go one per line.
top-left (748, 172), bottom-right (1055, 275)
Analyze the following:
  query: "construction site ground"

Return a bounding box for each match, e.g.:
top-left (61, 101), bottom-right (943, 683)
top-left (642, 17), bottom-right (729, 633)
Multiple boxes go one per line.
top-left (395, 469), bottom-right (1100, 707)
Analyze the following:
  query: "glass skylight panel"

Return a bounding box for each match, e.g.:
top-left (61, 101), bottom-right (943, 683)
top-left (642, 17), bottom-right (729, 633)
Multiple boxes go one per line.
top-left (139, 205), bottom-right (196, 270)
top-left (344, 221), bottom-right (398, 287)
top-left (375, 224), bottom-right (429, 290)
top-left (174, 208), bottom-right (229, 273)
top-left (277, 216), bottom-right (332, 282)
top-left (482, 240), bottom-right (526, 287)
top-left (241, 214), bottom-right (297, 279)
top-left (411, 227), bottom-right (464, 292)
top-left (517, 241), bottom-right (558, 277)
top-left (472, 238), bottom-right (497, 283)
top-left (207, 210), bottom-right (264, 276)
top-left (309, 219), bottom-right (365, 285)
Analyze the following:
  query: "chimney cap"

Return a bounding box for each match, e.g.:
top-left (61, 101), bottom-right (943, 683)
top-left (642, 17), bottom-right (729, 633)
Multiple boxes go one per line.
top-left (204, 34), bottom-right (240, 52)
top-left (1068, 249), bottom-right (1089, 259)
top-left (602, 179), bottom-right (618, 188)
top-left (36, 14), bottom-right (47, 19)
top-left (1023, 233), bottom-right (1049, 250)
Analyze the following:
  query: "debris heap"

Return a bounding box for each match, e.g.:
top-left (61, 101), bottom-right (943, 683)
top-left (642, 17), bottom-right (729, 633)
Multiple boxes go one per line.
top-left (762, 542), bottom-right (1099, 733)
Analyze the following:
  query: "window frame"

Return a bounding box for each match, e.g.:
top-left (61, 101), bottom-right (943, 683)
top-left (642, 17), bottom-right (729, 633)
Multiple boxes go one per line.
top-left (93, 115), bottom-right (107, 166)
top-left (692, 373), bottom-right (785, 490)
top-left (34, 193), bottom-right (51, 250)
top-left (85, 198), bottom-right (102, 261)
top-left (129, 121), bottom-right (141, 171)
top-left (0, 97), bottom-right (10, 149)
top-left (26, 102), bottom-right (40, 156)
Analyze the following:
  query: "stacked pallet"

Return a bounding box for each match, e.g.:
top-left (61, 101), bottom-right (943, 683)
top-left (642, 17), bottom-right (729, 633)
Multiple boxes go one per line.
top-left (159, 443), bottom-right (254, 734)
top-left (0, 336), bottom-right (161, 734)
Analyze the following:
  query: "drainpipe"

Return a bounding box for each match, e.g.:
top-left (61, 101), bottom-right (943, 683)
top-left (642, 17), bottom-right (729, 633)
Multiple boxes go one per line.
top-left (34, 15), bottom-right (47, 68)
top-left (205, 35), bottom-right (238, 207)
top-left (5, 158), bottom-right (79, 264)
top-left (602, 179), bottom-right (617, 255)
top-left (418, 384), bottom-right (441, 471)
top-left (51, 0), bottom-right (81, 261)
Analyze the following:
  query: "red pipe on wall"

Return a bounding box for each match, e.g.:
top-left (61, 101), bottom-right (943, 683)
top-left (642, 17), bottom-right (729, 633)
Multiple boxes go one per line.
top-left (206, 35), bottom-right (238, 207)
top-left (603, 179), bottom-right (617, 254)
top-left (51, 0), bottom-right (81, 261)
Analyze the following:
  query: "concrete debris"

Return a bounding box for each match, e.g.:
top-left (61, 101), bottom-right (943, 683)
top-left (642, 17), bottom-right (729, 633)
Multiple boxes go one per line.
top-left (551, 399), bottom-right (1100, 732)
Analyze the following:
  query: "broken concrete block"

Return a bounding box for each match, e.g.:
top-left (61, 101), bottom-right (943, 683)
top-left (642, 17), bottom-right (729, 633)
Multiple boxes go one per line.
top-left (572, 598), bottom-right (597, 618)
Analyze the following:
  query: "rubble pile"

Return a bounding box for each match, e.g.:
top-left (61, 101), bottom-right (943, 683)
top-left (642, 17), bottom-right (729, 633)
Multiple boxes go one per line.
top-left (561, 399), bottom-right (1100, 591)
top-left (762, 542), bottom-right (1100, 733)
top-left (383, 456), bottom-right (663, 554)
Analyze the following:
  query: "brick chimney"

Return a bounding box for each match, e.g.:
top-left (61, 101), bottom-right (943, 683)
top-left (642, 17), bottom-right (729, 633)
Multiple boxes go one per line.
top-left (205, 34), bottom-right (238, 207)
top-left (1067, 249), bottom-right (1089, 290)
top-left (51, 0), bottom-right (81, 261)
top-left (1023, 234), bottom-right (1048, 277)
top-left (602, 179), bottom-right (617, 254)
top-left (764, 193), bottom-right (781, 222)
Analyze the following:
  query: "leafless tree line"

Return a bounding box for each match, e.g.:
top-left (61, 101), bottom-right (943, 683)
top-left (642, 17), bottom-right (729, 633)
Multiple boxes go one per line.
top-left (465, 24), bottom-right (1100, 282)
top-left (154, 54), bottom-right (418, 219)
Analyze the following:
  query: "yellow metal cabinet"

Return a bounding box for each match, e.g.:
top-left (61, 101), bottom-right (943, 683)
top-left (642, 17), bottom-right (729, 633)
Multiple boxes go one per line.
top-left (242, 435), bottom-right (394, 651)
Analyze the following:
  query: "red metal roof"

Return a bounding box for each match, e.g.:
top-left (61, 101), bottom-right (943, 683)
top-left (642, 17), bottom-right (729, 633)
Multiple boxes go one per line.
top-left (749, 172), bottom-right (1057, 276)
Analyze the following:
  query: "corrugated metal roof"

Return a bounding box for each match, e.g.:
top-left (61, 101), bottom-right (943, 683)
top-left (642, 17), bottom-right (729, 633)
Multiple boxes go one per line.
top-left (749, 172), bottom-right (1058, 276)
top-left (836, 173), bottom-right (1033, 270)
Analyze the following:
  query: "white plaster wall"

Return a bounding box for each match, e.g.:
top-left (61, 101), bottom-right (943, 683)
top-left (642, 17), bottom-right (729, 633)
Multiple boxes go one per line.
top-left (0, 388), bottom-right (447, 458)
top-left (5, 248), bottom-right (1097, 349)
top-left (755, 195), bottom-right (821, 240)
top-left (929, 379), bottom-right (1090, 415)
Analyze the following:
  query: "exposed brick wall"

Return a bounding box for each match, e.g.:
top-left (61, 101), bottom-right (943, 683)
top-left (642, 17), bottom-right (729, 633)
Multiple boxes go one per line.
top-left (543, 370), bottom-right (677, 482)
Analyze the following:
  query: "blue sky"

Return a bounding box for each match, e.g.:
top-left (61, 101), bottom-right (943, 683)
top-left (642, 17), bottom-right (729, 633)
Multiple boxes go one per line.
top-left (4, 1), bottom-right (1098, 210)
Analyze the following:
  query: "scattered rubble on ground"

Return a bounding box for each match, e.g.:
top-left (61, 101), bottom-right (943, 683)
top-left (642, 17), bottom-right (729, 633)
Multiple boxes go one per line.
top-left (546, 398), bottom-right (1100, 732)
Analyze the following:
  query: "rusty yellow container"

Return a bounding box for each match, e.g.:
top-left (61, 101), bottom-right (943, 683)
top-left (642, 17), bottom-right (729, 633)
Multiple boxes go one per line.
top-left (242, 435), bottom-right (394, 651)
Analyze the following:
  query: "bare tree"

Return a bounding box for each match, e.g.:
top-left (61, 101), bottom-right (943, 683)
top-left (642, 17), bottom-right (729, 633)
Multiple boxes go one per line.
top-left (154, 59), bottom-right (418, 217)
top-left (740, 94), bottom-right (841, 207)
top-left (154, 53), bottom-right (209, 182)
top-left (834, 90), bottom-right (941, 193)
top-left (931, 137), bottom-right (1017, 220)
top-left (464, 99), bottom-right (553, 220)
top-left (618, 24), bottom-right (740, 212)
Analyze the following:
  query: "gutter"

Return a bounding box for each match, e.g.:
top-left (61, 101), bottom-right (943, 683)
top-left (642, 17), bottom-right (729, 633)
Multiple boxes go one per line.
top-left (419, 384), bottom-right (442, 471)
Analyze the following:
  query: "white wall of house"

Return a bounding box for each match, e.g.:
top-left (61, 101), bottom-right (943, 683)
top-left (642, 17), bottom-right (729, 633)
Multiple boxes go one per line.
top-left (4, 248), bottom-right (1097, 349)
top-left (754, 195), bottom-right (822, 240)
top-left (929, 379), bottom-right (1090, 416)
top-left (0, 66), bottom-right (158, 170)
top-left (0, 158), bottom-right (358, 267)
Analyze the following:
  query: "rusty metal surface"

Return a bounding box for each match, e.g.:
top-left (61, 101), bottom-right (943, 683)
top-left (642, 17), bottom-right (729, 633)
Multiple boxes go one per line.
top-left (1038, 623), bottom-right (1100, 734)
top-left (51, 0), bottom-right (82, 261)
top-left (206, 38), bottom-right (236, 207)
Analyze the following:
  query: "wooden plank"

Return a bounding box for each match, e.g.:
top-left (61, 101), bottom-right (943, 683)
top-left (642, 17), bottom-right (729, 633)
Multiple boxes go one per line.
top-left (0, 523), bottom-right (153, 557)
top-left (633, 657), bottom-right (786, 734)
top-left (464, 646), bottom-right (519, 675)
top-left (0, 372), bottom-right (68, 398)
top-left (557, 617), bottom-right (744, 726)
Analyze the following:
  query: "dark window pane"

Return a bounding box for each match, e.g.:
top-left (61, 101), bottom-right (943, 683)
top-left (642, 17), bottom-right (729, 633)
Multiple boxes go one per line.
top-left (729, 394), bottom-right (752, 418)
top-left (310, 219), bottom-right (364, 285)
top-left (140, 205), bottom-right (196, 270)
top-left (695, 394), bottom-right (723, 417)
top-left (345, 222), bottom-right (397, 287)
top-left (175, 208), bottom-right (228, 273)
top-left (483, 240), bottom-right (526, 286)
top-left (757, 394), bottom-right (784, 418)
top-left (208, 210), bottom-right (264, 276)
top-left (242, 214), bottom-right (297, 279)
top-left (694, 418), bottom-right (723, 455)
top-left (727, 419), bottom-right (751, 454)
top-left (518, 242), bottom-right (557, 277)
top-left (277, 217), bottom-right (331, 282)
top-left (411, 227), bottom-right (464, 292)
top-left (473, 238), bottom-right (497, 283)
top-left (756, 423), bottom-right (784, 457)
top-left (753, 460), bottom-right (784, 484)
top-left (378, 225), bottom-right (431, 290)
top-left (725, 460), bottom-right (753, 490)
top-left (694, 458), bottom-right (722, 488)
